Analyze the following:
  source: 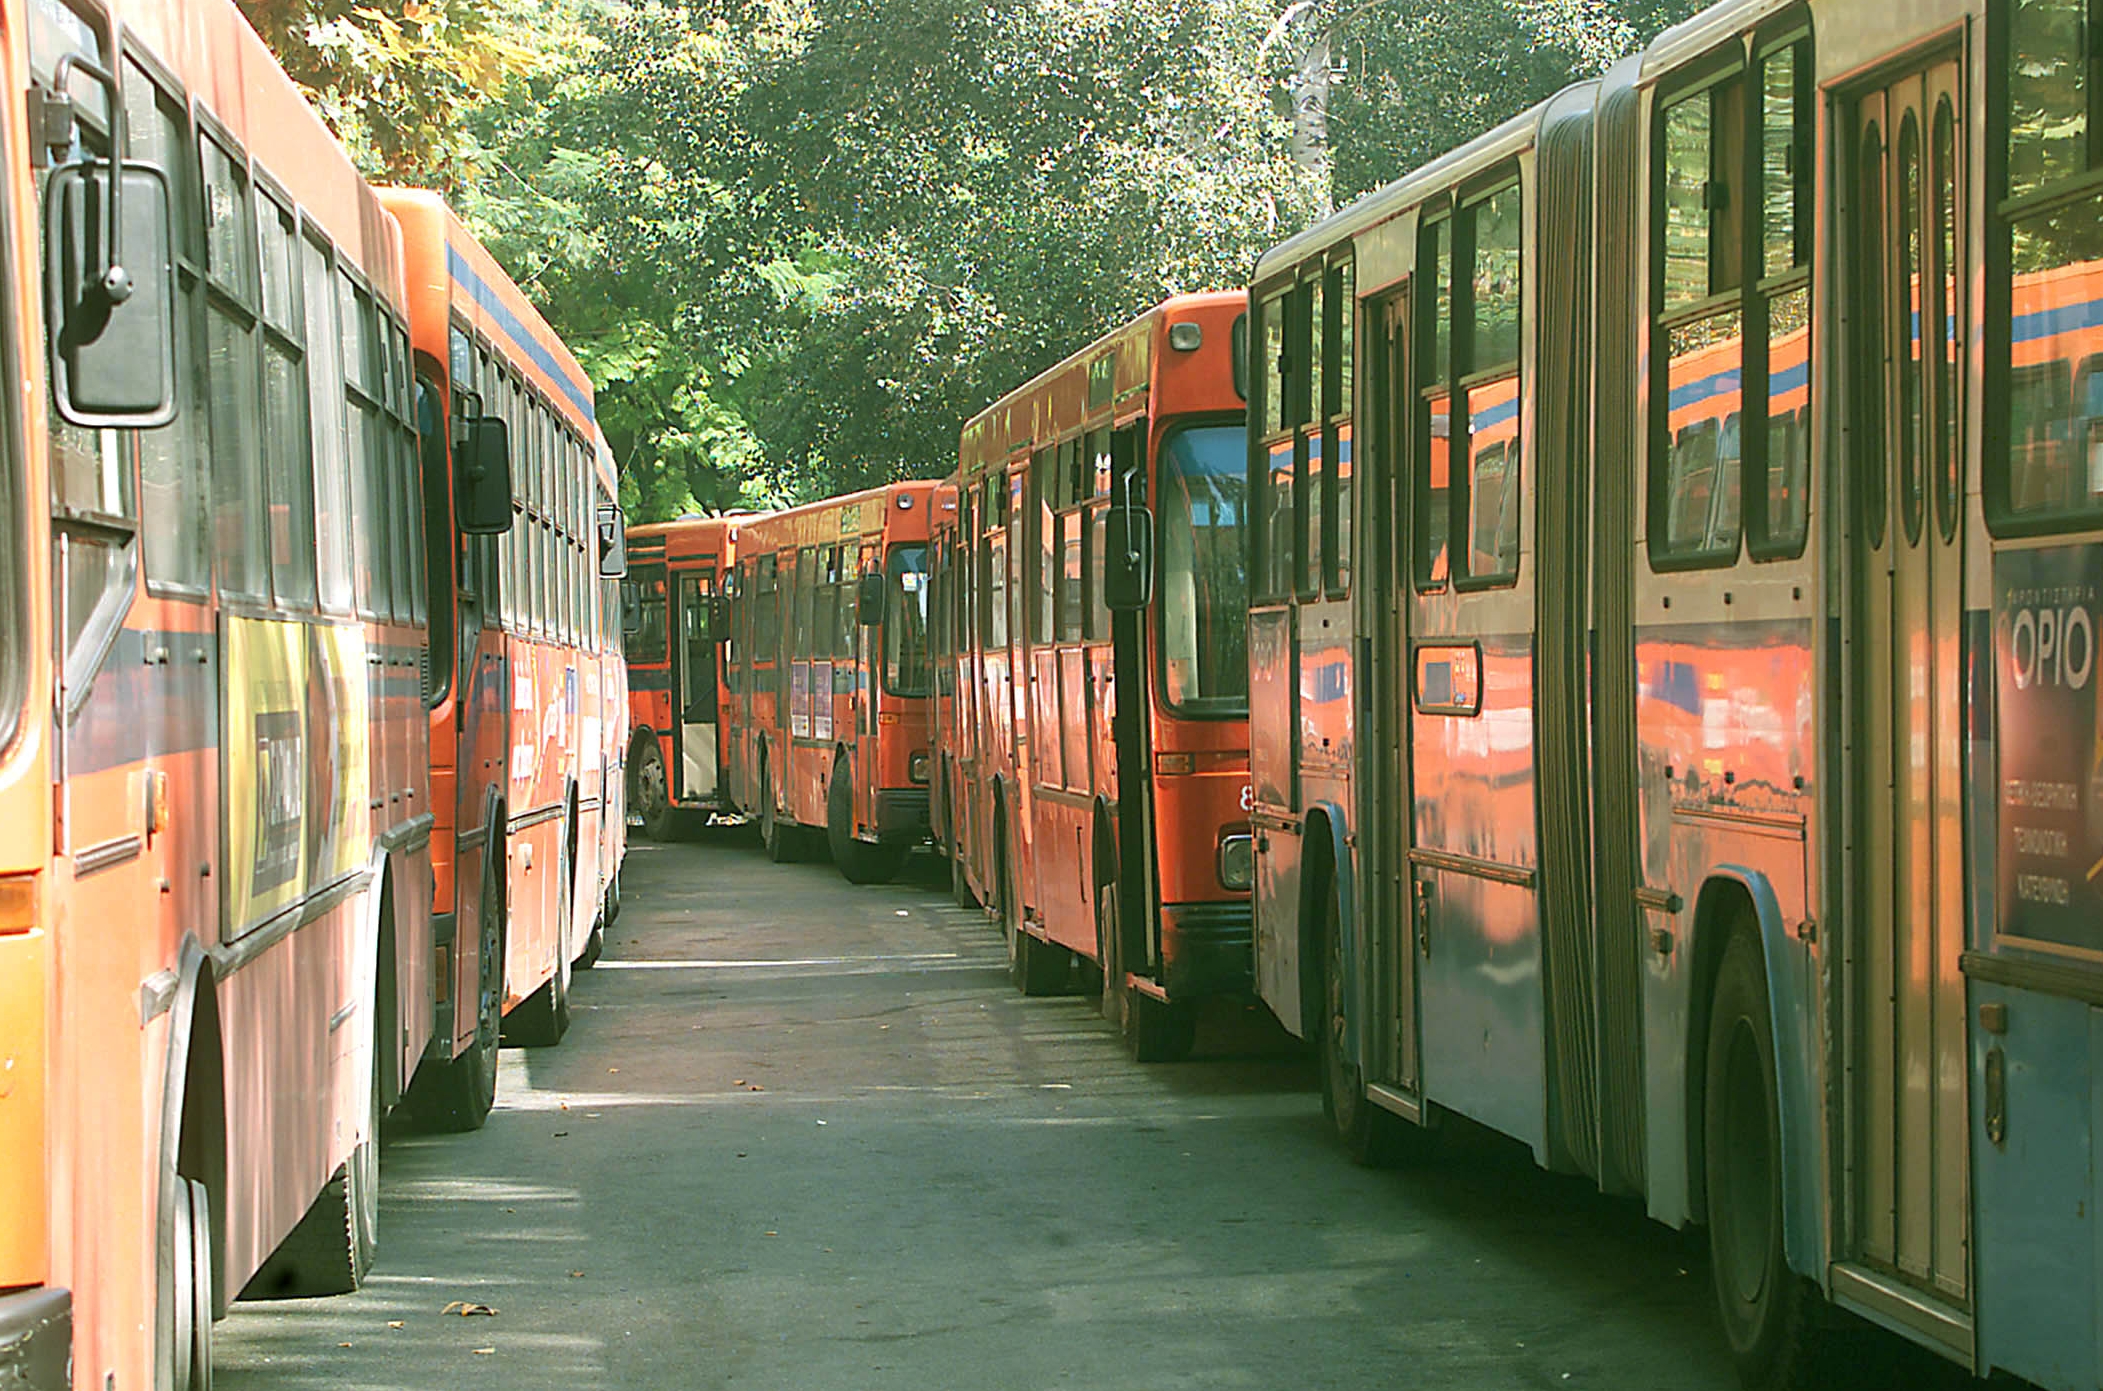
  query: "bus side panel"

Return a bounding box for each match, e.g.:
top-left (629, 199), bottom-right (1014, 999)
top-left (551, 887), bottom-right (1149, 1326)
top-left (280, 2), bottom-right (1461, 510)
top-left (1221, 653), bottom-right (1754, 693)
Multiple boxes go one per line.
top-left (1254, 825), bottom-right (1306, 1037)
top-left (1249, 604), bottom-right (1300, 1032)
top-left (1413, 635), bottom-right (1546, 1157)
top-left (1967, 981), bottom-right (2096, 1388)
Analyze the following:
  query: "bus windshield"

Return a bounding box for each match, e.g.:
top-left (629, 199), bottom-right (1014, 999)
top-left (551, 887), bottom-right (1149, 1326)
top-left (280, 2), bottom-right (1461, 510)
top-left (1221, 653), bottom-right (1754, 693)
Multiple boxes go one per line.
top-left (884, 543), bottom-right (932, 697)
top-left (1158, 423), bottom-right (1248, 713)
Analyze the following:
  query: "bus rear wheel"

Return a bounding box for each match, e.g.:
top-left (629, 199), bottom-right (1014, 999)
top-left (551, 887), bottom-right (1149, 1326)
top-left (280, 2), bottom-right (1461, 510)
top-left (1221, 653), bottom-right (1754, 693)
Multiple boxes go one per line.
top-left (633, 737), bottom-right (675, 841)
top-left (239, 1010), bottom-right (379, 1298)
top-left (1703, 924), bottom-right (1834, 1391)
top-left (411, 852), bottom-right (503, 1131)
top-left (828, 756), bottom-right (904, 885)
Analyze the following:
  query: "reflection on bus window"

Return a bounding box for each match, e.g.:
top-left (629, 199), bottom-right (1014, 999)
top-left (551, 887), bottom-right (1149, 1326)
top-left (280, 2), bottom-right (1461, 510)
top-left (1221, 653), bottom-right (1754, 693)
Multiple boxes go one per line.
top-left (1159, 424), bottom-right (1249, 712)
top-left (885, 545), bottom-right (932, 697)
top-left (627, 571), bottom-right (667, 663)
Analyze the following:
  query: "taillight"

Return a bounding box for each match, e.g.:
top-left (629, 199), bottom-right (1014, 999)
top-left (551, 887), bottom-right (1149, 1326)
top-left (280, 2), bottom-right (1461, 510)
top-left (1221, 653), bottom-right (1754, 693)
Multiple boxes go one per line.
top-left (0, 877), bottom-right (35, 936)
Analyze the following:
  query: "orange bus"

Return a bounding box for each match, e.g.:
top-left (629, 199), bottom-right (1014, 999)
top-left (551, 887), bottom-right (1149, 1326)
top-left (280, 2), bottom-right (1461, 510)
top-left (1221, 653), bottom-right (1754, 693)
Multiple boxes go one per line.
top-left (621, 513), bottom-right (743, 838)
top-left (947, 292), bottom-right (1250, 1061)
top-left (723, 482), bottom-right (938, 881)
top-left (0, 0), bottom-right (506, 1383)
top-left (583, 428), bottom-right (628, 956)
top-left (384, 190), bottom-right (612, 1060)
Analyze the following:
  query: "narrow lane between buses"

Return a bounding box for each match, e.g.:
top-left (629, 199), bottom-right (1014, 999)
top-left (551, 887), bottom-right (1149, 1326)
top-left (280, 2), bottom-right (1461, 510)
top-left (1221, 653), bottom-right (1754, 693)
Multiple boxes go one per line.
top-left (211, 831), bottom-right (1970, 1391)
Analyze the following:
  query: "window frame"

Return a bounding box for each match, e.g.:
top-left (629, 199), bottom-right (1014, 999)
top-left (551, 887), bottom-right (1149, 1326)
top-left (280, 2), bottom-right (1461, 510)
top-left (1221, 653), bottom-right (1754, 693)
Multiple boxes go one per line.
top-left (1414, 170), bottom-right (1527, 594)
top-left (1984, 0), bottom-right (2103, 534)
top-left (1646, 22), bottom-right (1816, 569)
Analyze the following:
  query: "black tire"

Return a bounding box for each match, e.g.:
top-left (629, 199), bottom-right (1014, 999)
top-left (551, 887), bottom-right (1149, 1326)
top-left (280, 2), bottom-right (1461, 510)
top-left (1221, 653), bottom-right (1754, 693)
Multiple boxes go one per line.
top-left (410, 851), bottom-right (502, 1130)
top-left (1095, 875), bottom-right (1127, 1030)
top-left (604, 861), bottom-right (622, 926)
top-left (1704, 924), bottom-right (1834, 1391)
top-left (171, 1175), bottom-right (213, 1391)
top-left (633, 736), bottom-right (675, 841)
top-left (238, 1012), bottom-right (379, 1298)
top-left (829, 756), bottom-right (904, 885)
top-left (1319, 877), bottom-right (1414, 1164)
top-left (576, 914), bottom-right (605, 970)
top-left (505, 941), bottom-right (570, 1048)
top-left (942, 766), bottom-right (977, 908)
top-left (760, 758), bottom-right (796, 863)
top-left (1096, 874), bottom-right (1193, 1061)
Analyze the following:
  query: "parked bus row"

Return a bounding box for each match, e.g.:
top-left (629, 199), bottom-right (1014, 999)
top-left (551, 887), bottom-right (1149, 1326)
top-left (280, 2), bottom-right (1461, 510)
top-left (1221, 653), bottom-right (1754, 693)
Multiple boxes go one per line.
top-left (622, 295), bottom-right (1252, 1066)
top-left (0, 0), bottom-right (628, 1386)
top-left (626, 0), bottom-right (2103, 1385)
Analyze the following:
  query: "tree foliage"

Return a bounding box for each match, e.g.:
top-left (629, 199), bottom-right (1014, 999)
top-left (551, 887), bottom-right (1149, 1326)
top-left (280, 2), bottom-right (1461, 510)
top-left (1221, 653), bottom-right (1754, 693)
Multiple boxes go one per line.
top-left (246, 0), bottom-right (1708, 519)
top-left (237, 0), bottom-right (537, 182)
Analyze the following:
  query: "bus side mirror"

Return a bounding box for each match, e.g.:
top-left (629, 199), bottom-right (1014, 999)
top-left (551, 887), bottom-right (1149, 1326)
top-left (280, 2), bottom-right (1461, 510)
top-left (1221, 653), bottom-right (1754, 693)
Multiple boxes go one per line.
top-left (457, 417), bottom-right (513, 535)
top-left (857, 572), bottom-right (885, 626)
top-left (620, 581), bottom-right (642, 636)
top-left (1103, 503), bottom-right (1154, 611)
top-left (596, 503), bottom-right (628, 577)
top-left (45, 160), bottom-right (176, 427)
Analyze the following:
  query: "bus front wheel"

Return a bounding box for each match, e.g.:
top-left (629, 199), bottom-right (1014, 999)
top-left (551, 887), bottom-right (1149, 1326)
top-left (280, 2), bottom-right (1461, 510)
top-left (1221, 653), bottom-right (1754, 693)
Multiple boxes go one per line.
top-left (828, 757), bottom-right (903, 885)
top-left (633, 737), bottom-right (675, 840)
top-left (170, 1175), bottom-right (213, 1391)
top-left (1703, 923), bottom-right (1835, 1391)
top-left (1319, 878), bottom-right (1415, 1165)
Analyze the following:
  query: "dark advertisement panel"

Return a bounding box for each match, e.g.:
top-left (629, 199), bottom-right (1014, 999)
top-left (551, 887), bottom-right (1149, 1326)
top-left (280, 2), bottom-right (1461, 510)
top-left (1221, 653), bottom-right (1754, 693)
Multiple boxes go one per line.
top-left (1995, 544), bottom-right (2103, 952)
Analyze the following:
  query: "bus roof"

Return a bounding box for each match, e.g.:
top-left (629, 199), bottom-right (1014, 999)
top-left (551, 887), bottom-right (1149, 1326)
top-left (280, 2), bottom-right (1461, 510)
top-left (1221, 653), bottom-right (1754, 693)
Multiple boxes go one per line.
top-left (1250, 93), bottom-right (1570, 287)
top-left (121, 0), bottom-right (404, 304)
top-left (378, 187), bottom-right (595, 433)
top-left (958, 291), bottom-right (1244, 472)
top-left (735, 479), bottom-right (939, 553)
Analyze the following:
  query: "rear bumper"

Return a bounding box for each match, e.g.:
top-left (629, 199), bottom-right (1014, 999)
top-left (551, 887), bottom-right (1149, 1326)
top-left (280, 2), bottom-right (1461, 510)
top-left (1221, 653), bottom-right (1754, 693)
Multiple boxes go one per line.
top-left (1160, 900), bottom-right (1253, 1000)
top-left (874, 788), bottom-right (931, 844)
top-left (0, 1286), bottom-right (70, 1390)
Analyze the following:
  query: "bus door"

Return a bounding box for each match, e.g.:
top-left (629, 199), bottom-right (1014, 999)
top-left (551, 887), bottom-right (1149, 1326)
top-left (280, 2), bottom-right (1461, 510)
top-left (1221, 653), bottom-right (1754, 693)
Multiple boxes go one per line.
top-left (1367, 289), bottom-right (1419, 1097)
top-left (674, 569), bottom-right (718, 802)
top-left (1842, 60), bottom-right (1970, 1309)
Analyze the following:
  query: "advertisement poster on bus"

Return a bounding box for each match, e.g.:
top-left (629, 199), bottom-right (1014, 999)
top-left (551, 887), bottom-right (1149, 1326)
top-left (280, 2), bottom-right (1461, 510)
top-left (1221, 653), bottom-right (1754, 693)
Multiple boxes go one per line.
top-left (224, 617), bottom-right (309, 937)
top-left (1995, 544), bottom-right (2103, 954)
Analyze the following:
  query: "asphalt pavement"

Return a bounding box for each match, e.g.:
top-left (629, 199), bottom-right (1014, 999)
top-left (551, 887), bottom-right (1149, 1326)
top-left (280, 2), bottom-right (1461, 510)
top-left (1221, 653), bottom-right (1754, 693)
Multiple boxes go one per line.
top-left (213, 826), bottom-right (1977, 1391)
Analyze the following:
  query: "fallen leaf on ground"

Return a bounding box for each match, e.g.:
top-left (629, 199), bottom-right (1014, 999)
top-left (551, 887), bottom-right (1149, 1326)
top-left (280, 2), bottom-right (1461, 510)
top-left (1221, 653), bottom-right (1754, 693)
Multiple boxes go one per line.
top-left (569, 1270), bottom-right (585, 1278)
top-left (387, 1321), bottom-right (404, 1330)
top-left (747, 1084), bottom-right (765, 1092)
top-left (442, 1301), bottom-right (500, 1317)
top-left (733, 1079), bottom-right (746, 1086)
top-left (608, 1067), bottom-right (619, 1074)
top-left (338, 1342), bottom-right (352, 1348)
top-left (473, 1347), bottom-right (495, 1355)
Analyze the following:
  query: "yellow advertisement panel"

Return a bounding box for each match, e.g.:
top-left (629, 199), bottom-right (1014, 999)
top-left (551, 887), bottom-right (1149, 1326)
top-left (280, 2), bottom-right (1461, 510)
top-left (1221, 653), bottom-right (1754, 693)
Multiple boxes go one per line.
top-left (308, 623), bottom-right (371, 885)
top-left (222, 617), bottom-right (309, 938)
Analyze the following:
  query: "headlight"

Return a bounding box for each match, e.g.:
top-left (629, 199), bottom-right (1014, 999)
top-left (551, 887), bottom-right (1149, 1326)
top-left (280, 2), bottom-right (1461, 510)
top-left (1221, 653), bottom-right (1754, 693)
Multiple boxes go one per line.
top-left (909, 750), bottom-right (931, 784)
top-left (1216, 832), bottom-right (1254, 892)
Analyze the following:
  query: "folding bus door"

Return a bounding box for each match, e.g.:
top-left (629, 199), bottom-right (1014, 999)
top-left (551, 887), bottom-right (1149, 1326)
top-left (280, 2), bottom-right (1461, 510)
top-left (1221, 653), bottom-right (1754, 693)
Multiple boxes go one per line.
top-left (674, 569), bottom-right (719, 803)
top-left (1842, 57), bottom-right (1970, 1315)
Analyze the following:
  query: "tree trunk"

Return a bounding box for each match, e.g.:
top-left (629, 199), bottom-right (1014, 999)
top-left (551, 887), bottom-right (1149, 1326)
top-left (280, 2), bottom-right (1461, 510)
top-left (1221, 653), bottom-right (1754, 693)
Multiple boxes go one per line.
top-left (1288, 25), bottom-right (1334, 218)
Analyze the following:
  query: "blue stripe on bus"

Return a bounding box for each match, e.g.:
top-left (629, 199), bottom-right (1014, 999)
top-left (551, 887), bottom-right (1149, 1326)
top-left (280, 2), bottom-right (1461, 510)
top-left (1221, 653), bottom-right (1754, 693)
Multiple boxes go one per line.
top-left (1667, 291), bottom-right (2103, 418)
top-left (1471, 396), bottom-right (1519, 431)
top-left (446, 244), bottom-right (596, 424)
top-left (2012, 294), bottom-right (2103, 347)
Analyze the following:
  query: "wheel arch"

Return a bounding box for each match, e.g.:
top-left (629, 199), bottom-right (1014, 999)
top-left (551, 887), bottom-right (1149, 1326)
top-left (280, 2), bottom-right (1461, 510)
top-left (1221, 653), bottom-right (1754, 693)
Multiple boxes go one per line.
top-left (158, 933), bottom-right (227, 1335)
top-left (1295, 802), bottom-right (1356, 1064)
top-left (1681, 866), bottom-right (1822, 1282)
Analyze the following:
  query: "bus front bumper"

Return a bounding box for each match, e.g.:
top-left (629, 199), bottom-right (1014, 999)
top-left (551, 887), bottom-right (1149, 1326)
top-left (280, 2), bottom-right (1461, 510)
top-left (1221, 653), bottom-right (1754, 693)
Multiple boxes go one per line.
top-left (874, 789), bottom-right (930, 845)
top-left (1160, 900), bottom-right (1254, 1000)
top-left (0, 1285), bottom-right (71, 1389)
